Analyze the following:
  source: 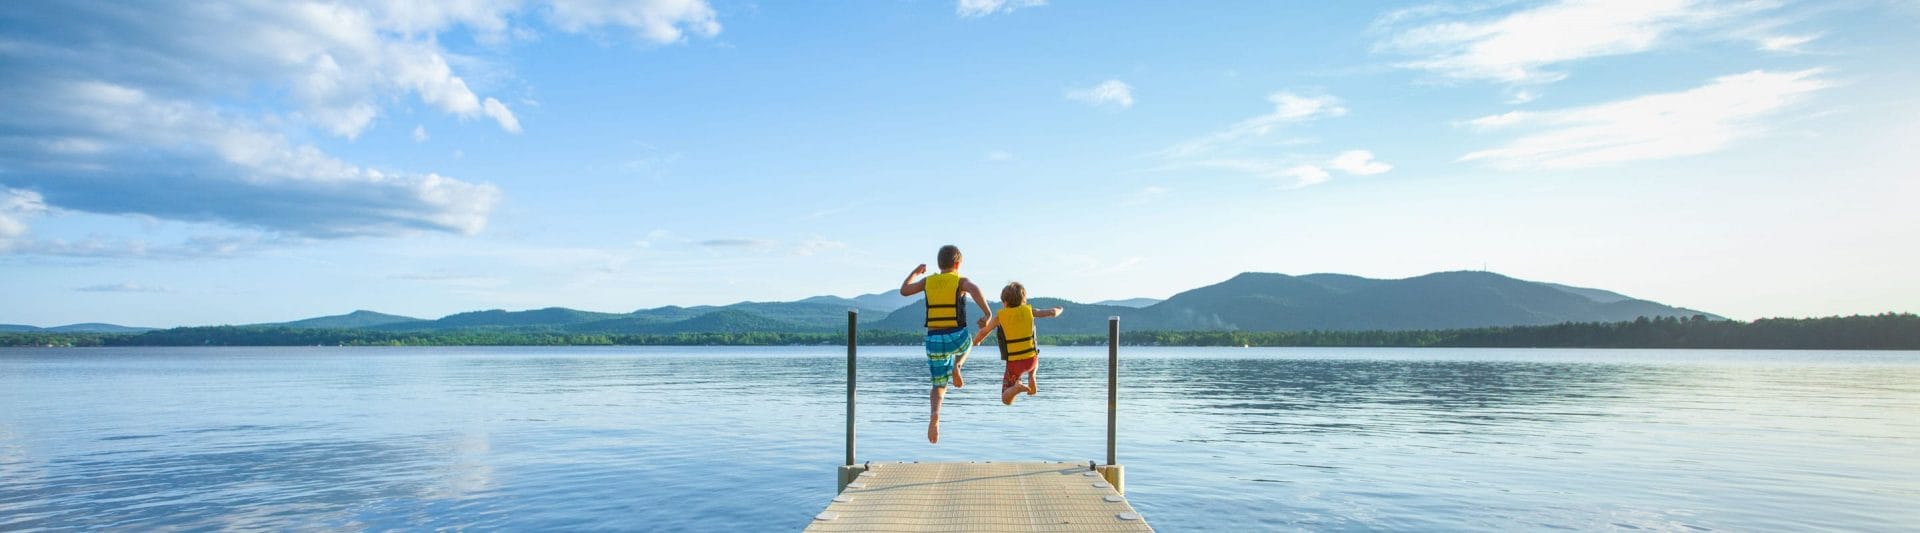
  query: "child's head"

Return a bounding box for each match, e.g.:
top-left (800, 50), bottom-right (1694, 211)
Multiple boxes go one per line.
top-left (937, 245), bottom-right (962, 271)
top-left (1000, 282), bottom-right (1026, 307)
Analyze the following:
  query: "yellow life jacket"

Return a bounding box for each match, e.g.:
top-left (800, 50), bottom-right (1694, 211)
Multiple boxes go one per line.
top-left (923, 272), bottom-right (966, 330)
top-left (996, 304), bottom-right (1037, 361)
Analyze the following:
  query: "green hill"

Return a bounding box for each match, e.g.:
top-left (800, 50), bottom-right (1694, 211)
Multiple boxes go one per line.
top-left (869, 271), bottom-right (1714, 334)
top-left (274, 310), bottom-right (422, 329)
top-left (118, 271), bottom-right (1715, 337)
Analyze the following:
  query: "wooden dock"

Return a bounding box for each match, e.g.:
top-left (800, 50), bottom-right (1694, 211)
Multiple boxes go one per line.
top-left (806, 461), bottom-right (1150, 532)
top-left (813, 314), bottom-right (1148, 531)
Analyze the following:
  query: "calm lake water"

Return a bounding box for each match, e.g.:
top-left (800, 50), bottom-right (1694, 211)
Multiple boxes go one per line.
top-left (1, 347), bottom-right (1916, 531)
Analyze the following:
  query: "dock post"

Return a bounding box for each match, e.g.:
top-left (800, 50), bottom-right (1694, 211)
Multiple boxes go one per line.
top-left (1106, 316), bottom-right (1117, 465)
top-left (846, 309), bottom-right (856, 466)
top-left (838, 309), bottom-right (867, 492)
top-left (1098, 316), bottom-right (1125, 493)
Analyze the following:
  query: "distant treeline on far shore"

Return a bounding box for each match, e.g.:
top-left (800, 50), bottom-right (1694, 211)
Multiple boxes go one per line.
top-left (3, 313), bottom-right (1916, 350)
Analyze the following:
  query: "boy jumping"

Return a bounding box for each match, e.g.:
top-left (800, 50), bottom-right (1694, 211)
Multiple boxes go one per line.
top-left (898, 244), bottom-right (994, 444)
top-left (972, 282), bottom-right (1064, 405)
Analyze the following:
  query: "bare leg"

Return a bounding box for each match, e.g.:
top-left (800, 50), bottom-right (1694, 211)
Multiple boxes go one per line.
top-left (928, 386), bottom-right (946, 443)
top-left (951, 352), bottom-right (966, 389)
top-left (1026, 365), bottom-right (1038, 396)
top-left (1001, 380), bottom-right (1026, 405)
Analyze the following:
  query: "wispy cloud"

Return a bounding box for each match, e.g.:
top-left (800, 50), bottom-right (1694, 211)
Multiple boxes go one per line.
top-left (1152, 91), bottom-right (1384, 188)
top-left (1066, 79), bottom-right (1134, 109)
top-left (1377, 0), bottom-right (1769, 84)
top-left (957, 0), bottom-right (1046, 18)
top-left (0, 188), bottom-right (48, 251)
top-left (698, 238), bottom-right (777, 248)
top-left (9, 234), bottom-right (269, 260)
top-left (1328, 150), bottom-right (1392, 176)
top-left (1758, 33), bottom-right (1819, 53)
top-left (0, 1), bottom-right (724, 245)
top-left (795, 237), bottom-right (848, 256)
top-left (75, 282), bottom-right (171, 293)
top-left (1161, 92), bottom-right (1345, 158)
top-left (1, 81), bottom-right (501, 238)
top-left (1460, 69), bottom-right (1833, 169)
top-left (985, 150), bottom-right (1014, 162)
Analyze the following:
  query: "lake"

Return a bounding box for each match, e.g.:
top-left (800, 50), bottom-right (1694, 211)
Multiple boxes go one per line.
top-left (1, 347), bottom-right (1916, 531)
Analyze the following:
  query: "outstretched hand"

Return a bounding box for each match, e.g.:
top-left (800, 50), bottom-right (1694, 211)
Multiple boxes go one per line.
top-left (977, 317), bottom-right (989, 328)
top-left (1051, 307), bottom-right (1064, 316)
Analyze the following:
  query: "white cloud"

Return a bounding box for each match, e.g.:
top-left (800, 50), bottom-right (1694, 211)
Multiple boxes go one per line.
top-left (1, 81), bottom-right (501, 237)
top-left (0, 0), bottom-right (722, 244)
top-left (1283, 165), bottom-right (1332, 186)
top-left (795, 237), bottom-right (848, 256)
top-left (1379, 0), bottom-right (1766, 84)
top-left (1328, 150), bottom-right (1392, 176)
top-left (698, 238), bottom-right (776, 248)
top-left (985, 150), bottom-right (1013, 162)
top-left (1066, 79), bottom-right (1134, 109)
top-left (1162, 92), bottom-right (1345, 157)
top-left (1460, 69), bottom-right (1833, 169)
top-left (0, 188), bottom-right (49, 250)
top-left (1758, 34), bottom-right (1819, 53)
top-left (413, 125), bottom-right (430, 142)
top-left (957, 0), bottom-right (1046, 18)
top-left (547, 0), bottom-right (722, 42)
top-left (1195, 149), bottom-right (1391, 188)
top-left (75, 282), bottom-right (172, 293)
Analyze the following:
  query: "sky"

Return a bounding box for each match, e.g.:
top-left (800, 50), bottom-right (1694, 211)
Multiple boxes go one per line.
top-left (2, 0), bottom-right (1917, 327)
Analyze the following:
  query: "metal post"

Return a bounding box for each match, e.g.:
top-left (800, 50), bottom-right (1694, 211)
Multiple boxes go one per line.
top-left (1106, 316), bottom-right (1118, 466)
top-left (846, 309), bottom-right (857, 466)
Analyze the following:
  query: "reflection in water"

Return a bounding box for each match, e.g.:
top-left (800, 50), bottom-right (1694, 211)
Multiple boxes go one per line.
top-left (0, 347), bottom-right (1916, 531)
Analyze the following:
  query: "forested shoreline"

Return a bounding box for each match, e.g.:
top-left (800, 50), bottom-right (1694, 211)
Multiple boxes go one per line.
top-left (4, 313), bottom-right (1915, 350)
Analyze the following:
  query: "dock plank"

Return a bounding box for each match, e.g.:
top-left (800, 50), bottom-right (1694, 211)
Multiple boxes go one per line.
top-left (806, 462), bottom-right (1151, 532)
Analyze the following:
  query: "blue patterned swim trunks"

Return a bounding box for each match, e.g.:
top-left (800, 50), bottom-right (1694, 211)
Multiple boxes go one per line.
top-left (924, 327), bottom-right (971, 387)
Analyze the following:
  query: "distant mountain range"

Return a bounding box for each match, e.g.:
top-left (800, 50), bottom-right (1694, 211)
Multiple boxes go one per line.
top-left (0, 323), bottom-right (157, 334)
top-left (3, 271), bottom-right (1720, 337)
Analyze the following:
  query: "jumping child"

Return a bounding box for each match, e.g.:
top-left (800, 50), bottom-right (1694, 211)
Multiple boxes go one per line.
top-left (972, 282), bottom-right (1064, 405)
top-left (898, 245), bottom-right (995, 444)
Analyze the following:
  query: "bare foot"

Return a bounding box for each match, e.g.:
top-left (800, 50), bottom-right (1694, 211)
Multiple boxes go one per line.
top-left (1002, 383), bottom-right (1026, 405)
top-left (1026, 373), bottom-right (1037, 395)
top-left (928, 417), bottom-right (939, 443)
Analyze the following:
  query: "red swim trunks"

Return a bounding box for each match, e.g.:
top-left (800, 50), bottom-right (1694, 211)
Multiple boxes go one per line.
top-left (1002, 356), bottom-right (1037, 388)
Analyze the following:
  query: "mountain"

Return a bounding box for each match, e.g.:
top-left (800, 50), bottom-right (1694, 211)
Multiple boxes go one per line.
top-left (47, 323), bottom-right (157, 333)
top-left (1136, 271), bottom-right (1715, 332)
top-left (870, 271), bottom-right (1714, 334)
top-left (376, 307), bottom-right (626, 331)
top-left (1093, 298), bottom-right (1162, 308)
top-left (274, 310), bottom-right (422, 329)
top-left (801, 291), bottom-right (916, 313)
top-left (1, 323), bottom-right (156, 333)
top-left (23, 271), bottom-right (1714, 337)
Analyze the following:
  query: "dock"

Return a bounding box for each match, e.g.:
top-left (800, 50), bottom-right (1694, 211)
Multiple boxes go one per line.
top-left (810, 313), bottom-right (1150, 531)
top-left (805, 461), bottom-right (1149, 532)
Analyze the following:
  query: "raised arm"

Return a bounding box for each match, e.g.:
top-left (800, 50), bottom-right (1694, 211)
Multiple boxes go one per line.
top-left (971, 313), bottom-right (1001, 346)
top-left (899, 263), bottom-right (928, 296)
top-left (961, 278), bottom-right (994, 328)
top-left (1034, 306), bottom-right (1064, 319)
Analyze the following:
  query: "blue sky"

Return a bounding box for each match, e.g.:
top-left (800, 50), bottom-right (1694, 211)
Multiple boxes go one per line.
top-left (2, 0), bottom-right (1916, 327)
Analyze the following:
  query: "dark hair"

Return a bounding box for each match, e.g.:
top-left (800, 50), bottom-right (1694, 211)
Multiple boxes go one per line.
top-left (937, 245), bottom-right (962, 270)
top-left (1000, 281), bottom-right (1026, 308)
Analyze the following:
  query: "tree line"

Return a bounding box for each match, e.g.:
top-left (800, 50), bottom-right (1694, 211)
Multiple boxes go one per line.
top-left (3, 313), bottom-right (1916, 349)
